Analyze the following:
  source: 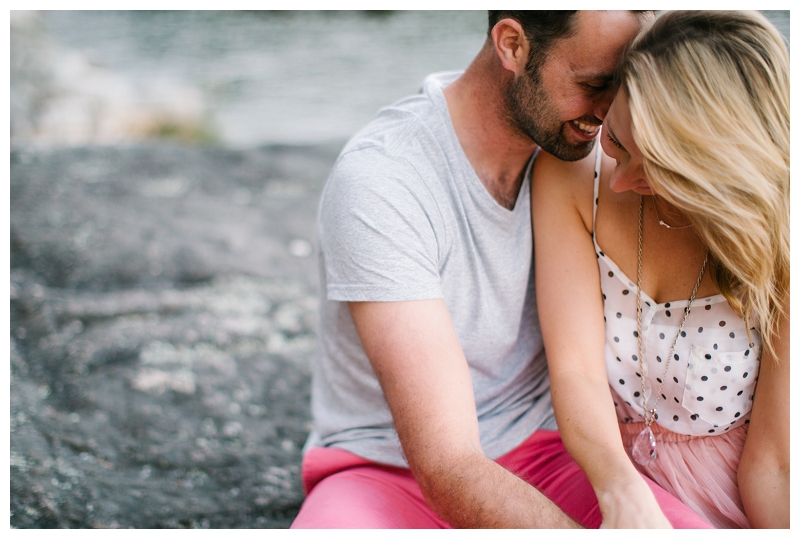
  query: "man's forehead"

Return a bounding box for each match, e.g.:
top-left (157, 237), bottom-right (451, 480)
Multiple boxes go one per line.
top-left (553, 11), bottom-right (644, 76)
top-left (572, 9), bottom-right (649, 33)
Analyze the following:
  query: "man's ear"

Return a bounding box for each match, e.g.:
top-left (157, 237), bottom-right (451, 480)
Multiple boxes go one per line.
top-left (491, 18), bottom-right (530, 77)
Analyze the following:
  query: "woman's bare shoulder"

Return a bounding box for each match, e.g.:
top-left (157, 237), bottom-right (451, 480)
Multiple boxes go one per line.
top-left (532, 149), bottom-right (598, 225)
top-left (533, 149), bottom-right (598, 195)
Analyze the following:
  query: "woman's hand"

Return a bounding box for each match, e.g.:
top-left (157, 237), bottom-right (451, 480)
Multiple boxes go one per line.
top-left (597, 476), bottom-right (672, 528)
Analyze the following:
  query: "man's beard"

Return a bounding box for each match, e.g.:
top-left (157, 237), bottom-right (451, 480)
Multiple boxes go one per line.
top-left (504, 70), bottom-right (596, 162)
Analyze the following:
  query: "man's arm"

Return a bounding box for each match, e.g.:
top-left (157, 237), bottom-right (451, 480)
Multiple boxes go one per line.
top-left (348, 299), bottom-right (581, 528)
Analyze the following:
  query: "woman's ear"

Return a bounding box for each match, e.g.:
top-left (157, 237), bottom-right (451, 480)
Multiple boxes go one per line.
top-left (490, 18), bottom-right (530, 78)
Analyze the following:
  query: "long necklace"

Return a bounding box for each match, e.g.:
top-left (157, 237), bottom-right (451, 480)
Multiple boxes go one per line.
top-left (632, 196), bottom-right (708, 466)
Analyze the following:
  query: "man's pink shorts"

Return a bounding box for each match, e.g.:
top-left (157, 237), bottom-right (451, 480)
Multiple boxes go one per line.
top-left (291, 429), bottom-right (713, 528)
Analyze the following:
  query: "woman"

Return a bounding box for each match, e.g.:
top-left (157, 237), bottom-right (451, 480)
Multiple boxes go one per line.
top-left (532, 11), bottom-right (789, 528)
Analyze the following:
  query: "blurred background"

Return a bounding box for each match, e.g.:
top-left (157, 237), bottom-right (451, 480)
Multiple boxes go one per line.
top-left (9, 10), bottom-right (790, 530)
top-left (11, 10), bottom-right (491, 148)
top-left (9, 10), bottom-right (790, 149)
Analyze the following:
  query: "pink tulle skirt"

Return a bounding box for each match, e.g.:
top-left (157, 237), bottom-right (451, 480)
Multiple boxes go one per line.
top-left (618, 421), bottom-right (750, 528)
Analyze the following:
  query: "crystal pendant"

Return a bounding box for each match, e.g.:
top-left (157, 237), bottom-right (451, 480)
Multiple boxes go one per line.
top-left (632, 426), bottom-right (657, 466)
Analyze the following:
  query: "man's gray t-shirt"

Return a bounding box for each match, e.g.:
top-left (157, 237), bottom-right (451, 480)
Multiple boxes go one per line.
top-left (306, 71), bottom-right (557, 468)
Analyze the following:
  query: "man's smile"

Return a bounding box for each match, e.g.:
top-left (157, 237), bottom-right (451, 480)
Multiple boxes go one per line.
top-left (571, 119), bottom-right (601, 136)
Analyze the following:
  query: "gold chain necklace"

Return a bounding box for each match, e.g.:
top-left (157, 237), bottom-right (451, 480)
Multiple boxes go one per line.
top-left (632, 195), bottom-right (708, 466)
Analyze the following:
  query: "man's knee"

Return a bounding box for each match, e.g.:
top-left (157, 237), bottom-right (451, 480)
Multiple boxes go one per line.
top-left (291, 466), bottom-right (445, 529)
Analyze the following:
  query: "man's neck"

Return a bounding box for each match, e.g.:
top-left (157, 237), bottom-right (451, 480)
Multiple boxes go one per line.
top-left (443, 44), bottom-right (538, 210)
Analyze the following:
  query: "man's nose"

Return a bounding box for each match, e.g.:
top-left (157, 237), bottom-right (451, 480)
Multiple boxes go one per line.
top-left (594, 88), bottom-right (615, 122)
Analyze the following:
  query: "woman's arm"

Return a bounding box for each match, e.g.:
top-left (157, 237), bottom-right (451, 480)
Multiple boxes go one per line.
top-left (738, 299), bottom-right (790, 528)
top-left (531, 151), bottom-right (671, 528)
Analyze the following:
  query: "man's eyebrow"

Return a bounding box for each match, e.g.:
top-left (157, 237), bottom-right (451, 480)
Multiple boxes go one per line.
top-left (579, 72), bottom-right (614, 82)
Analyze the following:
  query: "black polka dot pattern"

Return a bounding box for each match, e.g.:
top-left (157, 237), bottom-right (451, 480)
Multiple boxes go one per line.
top-left (682, 346), bottom-right (760, 431)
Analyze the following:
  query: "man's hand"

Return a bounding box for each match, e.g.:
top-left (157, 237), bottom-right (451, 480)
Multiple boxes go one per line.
top-left (348, 299), bottom-right (581, 529)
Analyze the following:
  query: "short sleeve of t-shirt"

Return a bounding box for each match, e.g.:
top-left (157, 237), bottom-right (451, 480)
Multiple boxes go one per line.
top-left (319, 146), bottom-right (445, 302)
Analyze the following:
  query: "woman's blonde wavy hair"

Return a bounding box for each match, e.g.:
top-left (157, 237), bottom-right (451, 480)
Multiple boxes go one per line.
top-left (617, 10), bottom-right (789, 358)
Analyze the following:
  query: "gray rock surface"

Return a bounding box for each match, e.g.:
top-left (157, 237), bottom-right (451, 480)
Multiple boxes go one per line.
top-left (10, 142), bottom-right (342, 528)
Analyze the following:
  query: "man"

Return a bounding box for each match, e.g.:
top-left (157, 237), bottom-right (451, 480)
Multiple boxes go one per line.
top-left (292, 11), bottom-right (707, 528)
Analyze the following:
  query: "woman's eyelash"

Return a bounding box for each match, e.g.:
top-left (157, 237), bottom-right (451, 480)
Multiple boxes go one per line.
top-left (606, 132), bottom-right (623, 149)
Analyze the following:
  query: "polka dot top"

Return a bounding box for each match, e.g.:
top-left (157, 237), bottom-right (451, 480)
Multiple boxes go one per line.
top-left (591, 147), bottom-right (761, 437)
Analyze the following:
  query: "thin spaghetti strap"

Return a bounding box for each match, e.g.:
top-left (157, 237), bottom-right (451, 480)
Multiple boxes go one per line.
top-left (592, 138), bottom-right (603, 235)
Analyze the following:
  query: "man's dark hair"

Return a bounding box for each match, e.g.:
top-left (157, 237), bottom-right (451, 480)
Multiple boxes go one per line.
top-left (487, 11), bottom-right (578, 75)
top-left (488, 11), bottom-right (656, 77)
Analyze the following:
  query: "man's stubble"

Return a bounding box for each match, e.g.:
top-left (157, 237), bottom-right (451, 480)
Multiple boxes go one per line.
top-left (504, 69), bottom-right (596, 163)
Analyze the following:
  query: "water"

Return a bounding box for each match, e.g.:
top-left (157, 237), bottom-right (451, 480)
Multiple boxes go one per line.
top-left (34, 11), bottom-right (488, 147)
top-left (16, 10), bottom-right (790, 149)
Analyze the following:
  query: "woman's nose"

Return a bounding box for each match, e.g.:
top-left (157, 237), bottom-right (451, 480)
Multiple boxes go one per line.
top-left (608, 165), bottom-right (647, 193)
